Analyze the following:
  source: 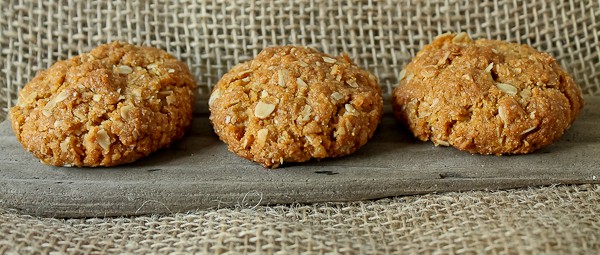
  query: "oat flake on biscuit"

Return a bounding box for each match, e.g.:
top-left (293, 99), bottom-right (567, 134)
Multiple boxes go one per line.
top-left (392, 32), bottom-right (584, 155)
top-left (209, 46), bottom-right (383, 168)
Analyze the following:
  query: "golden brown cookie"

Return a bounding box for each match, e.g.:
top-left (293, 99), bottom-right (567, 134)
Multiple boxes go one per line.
top-left (209, 46), bottom-right (383, 168)
top-left (9, 41), bottom-right (196, 167)
top-left (392, 32), bottom-right (584, 155)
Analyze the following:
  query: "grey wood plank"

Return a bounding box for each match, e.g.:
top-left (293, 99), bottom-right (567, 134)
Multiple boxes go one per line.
top-left (1, 97), bottom-right (599, 218)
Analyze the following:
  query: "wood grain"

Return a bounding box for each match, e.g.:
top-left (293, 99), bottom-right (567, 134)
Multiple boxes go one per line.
top-left (1, 97), bottom-right (599, 218)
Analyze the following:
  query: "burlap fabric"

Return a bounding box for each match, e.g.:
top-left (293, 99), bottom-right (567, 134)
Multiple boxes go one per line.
top-left (1, 0), bottom-right (599, 253)
top-left (0, 185), bottom-right (598, 254)
top-left (1, 0), bottom-right (599, 116)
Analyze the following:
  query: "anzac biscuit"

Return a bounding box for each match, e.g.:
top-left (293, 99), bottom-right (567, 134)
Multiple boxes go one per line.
top-left (9, 42), bottom-right (196, 167)
top-left (209, 46), bottom-right (383, 168)
top-left (392, 32), bottom-right (584, 155)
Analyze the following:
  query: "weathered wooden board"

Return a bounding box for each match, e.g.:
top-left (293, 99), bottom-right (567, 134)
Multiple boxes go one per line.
top-left (1, 97), bottom-right (599, 218)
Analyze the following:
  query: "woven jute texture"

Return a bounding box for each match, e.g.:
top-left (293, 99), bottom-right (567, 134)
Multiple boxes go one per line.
top-left (1, 1), bottom-right (600, 254)
top-left (1, 184), bottom-right (599, 254)
top-left (1, 0), bottom-right (599, 120)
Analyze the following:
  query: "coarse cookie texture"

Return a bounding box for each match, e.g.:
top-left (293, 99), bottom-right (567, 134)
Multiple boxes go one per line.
top-left (209, 46), bottom-right (383, 168)
top-left (392, 32), bottom-right (584, 155)
top-left (9, 41), bottom-right (196, 167)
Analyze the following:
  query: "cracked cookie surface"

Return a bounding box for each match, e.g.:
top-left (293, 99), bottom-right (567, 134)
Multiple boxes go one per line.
top-left (9, 41), bottom-right (196, 167)
top-left (392, 32), bottom-right (584, 155)
top-left (209, 46), bottom-right (383, 168)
